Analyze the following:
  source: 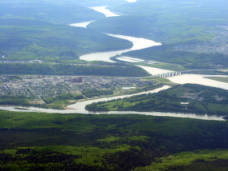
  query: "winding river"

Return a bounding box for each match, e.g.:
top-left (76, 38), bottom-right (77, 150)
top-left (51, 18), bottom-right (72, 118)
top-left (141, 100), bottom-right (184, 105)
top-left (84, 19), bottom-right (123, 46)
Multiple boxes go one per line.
top-left (0, 26), bottom-right (227, 121)
top-left (0, 85), bottom-right (225, 121)
top-left (80, 34), bottom-right (162, 63)
top-left (90, 6), bottom-right (120, 17)
top-left (0, 29), bottom-right (227, 121)
top-left (0, 6), bottom-right (227, 121)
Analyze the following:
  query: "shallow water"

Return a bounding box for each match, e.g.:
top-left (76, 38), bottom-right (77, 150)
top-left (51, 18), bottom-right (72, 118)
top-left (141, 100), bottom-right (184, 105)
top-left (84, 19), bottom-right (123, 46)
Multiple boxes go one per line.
top-left (69, 21), bottom-right (94, 28)
top-left (168, 74), bottom-right (228, 90)
top-left (137, 65), bottom-right (173, 75)
top-left (137, 66), bottom-right (228, 90)
top-left (0, 107), bottom-right (224, 121)
top-left (67, 85), bottom-right (171, 113)
top-left (90, 6), bottom-right (120, 17)
top-left (116, 56), bottom-right (144, 63)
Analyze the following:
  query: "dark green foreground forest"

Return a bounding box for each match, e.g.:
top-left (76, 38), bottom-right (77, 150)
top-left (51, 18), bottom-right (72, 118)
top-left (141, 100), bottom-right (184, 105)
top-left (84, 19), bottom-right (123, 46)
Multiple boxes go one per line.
top-left (1, 111), bottom-right (228, 170)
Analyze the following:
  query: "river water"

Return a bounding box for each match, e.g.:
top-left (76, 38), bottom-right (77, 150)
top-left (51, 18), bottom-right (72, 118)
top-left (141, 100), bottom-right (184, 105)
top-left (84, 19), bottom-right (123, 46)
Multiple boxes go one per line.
top-left (69, 21), bottom-right (94, 28)
top-left (80, 33), bottom-right (162, 62)
top-left (0, 30), bottom-right (226, 121)
top-left (67, 85), bottom-right (171, 113)
top-left (90, 6), bottom-right (120, 17)
top-left (79, 31), bottom-right (228, 91)
top-left (168, 74), bottom-right (228, 90)
top-left (0, 8), bottom-right (227, 121)
top-left (0, 86), bottom-right (170, 114)
top-left (0, 85), bottom-right (225, 121)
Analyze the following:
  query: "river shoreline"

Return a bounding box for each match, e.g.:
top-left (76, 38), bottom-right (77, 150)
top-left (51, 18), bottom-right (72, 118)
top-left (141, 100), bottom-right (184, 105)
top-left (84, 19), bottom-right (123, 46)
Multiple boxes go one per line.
top-left (79, 33), bottom-right (162, 63)
top-left (0, 18), bottom-right (227, 121)
top-left (0, 85), bottom-right (225, 121)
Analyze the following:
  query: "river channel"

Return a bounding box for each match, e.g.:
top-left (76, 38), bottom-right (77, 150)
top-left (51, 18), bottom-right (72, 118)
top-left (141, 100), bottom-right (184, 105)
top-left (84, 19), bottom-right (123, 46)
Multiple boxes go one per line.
top-left (0, 6), bottom-right (227, 121)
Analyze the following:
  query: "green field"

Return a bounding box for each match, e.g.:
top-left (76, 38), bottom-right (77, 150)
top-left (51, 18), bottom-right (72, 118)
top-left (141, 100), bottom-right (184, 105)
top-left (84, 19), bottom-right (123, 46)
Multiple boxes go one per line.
top-left (134, 150), bottom-right (228, 171)
top-left (207, 77), bottom-right (228, 83)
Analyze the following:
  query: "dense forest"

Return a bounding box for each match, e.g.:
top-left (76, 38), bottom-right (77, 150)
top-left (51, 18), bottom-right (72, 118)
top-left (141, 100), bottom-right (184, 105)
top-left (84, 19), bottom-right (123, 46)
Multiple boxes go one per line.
top-left (0, 0), bottom-right (104, 24)
top-left (0, 18), bottom-right (131, 63)
top-left (0, 63), bottom-right (148, 77)
top-left (1, 112), bottom-right (228, 170)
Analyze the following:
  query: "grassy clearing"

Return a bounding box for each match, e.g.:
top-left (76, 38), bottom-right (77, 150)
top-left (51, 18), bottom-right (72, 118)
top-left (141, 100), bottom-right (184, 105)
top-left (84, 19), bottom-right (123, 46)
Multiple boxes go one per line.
top-left (206, 77), bottom-right (228, 83)
top-left (149, 62), bottom-right (185, 71)
top-left (134, 150), bottom-right (228, 171)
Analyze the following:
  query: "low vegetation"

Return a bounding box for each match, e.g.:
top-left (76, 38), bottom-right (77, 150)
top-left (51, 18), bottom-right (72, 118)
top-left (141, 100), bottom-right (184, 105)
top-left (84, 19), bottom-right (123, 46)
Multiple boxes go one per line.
top-left (134, 150), bottom-right (228, 171)
top-left (87, 84), bottom-right (228, 118)
top-left (207, 77), bottom-right (228, 83)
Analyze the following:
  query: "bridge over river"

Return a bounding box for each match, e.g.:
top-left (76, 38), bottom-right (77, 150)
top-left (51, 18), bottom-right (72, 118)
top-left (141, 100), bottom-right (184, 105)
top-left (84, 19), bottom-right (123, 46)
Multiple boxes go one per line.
top-left (155, 69), bottom-right (223, 78)
top-left (155, 71), bottom-right (182, 78)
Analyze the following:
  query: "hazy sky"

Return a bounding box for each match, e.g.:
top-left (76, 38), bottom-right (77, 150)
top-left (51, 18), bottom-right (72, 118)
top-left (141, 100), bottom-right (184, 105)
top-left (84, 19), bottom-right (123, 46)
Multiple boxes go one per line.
top-left (126, 0), bottom-right (137, 3)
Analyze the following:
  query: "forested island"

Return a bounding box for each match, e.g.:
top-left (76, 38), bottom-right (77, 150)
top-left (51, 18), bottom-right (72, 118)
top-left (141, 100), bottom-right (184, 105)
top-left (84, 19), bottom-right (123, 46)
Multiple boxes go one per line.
top-left (87, 84), bottom-right (228, 118)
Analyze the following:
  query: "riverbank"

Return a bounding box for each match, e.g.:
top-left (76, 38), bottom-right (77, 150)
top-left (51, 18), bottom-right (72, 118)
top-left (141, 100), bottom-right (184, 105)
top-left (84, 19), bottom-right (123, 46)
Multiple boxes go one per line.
top-left (0, 85), bottom-right (225, 121)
